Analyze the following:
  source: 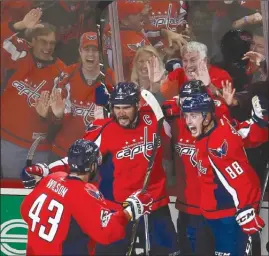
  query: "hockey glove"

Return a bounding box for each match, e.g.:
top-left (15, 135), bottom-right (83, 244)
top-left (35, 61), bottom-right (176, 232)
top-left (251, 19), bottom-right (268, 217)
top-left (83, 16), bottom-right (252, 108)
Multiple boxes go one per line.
top-left (21, 169), bottom-right (37, 189)
top-left (251, 95), bottom-right (268, 128)
top-left (24, 163), bottom-right (50, 177)
top-left (235, 207), bottom-right (265, 235)
top-left (123, 190), bottom-right (153, 221)
top-left (162, 98), bottom-right (181, 120)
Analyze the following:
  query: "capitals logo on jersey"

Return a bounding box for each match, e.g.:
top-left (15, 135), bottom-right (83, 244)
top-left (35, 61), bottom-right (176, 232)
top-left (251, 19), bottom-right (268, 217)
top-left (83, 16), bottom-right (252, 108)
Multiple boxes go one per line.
top-left (197, 160), bottom-right (207, 175)
top-left (87, 35), bottom-right (97, 41)
top-left (71, 102), bottom-right (96, 126)
top-left (12, 79), bottom-right (47, 107)
top-left (209, 140), bottom-right (228, 158)
top-left (116, 126), bottom-right (160, 162)
top-left (175, 143), bottom-right (197, 167)
top-left (127, 39), bottom-right (147, 52)
top-left (149, 2), bottom-right (187, 31)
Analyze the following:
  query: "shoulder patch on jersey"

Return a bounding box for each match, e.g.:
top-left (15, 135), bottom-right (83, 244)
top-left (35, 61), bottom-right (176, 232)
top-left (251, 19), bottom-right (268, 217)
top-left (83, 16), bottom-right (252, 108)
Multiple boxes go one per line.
top-left (85, 184), bottom-right (104, 201)
top-left (100, 209), bottom-right (113, 228)
top-left (209, 140), bottom-right (228, 158)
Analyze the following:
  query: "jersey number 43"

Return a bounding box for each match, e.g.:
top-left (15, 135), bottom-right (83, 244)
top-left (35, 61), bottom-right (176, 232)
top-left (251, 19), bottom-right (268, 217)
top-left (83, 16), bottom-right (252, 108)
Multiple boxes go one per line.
top-left (29, 193), bottom-right (64, 242)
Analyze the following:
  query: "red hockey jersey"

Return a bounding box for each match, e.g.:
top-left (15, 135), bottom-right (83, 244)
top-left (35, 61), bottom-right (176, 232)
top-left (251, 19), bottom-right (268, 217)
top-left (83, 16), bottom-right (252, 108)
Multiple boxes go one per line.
top-left (82, 109), bottom-right (171, 210)
top-left (21, 172), bottom-right (129, 255)
top-left (169, 97), bottom-right (231, 215)
top-left (195, 118), bottom-right (263, 219)
top-left (168, 97), bottom-right (267, 216)
top-left (51, 63), bottom-right (111, 157)
top-left (143, 0), bottom-right (187, 47)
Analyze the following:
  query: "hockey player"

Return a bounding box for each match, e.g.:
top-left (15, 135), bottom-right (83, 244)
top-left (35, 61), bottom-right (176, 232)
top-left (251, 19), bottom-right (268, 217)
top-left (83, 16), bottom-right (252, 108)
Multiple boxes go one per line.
top-left (162, 80), bottom-right (268, 255)
top-left (21, 139), bottom-right (153, 255)
top-left (92, 82), bottom-right (179, 255)
top-left (162, 80), bottom-right (230, 255)
top-left (181, 93), bottom-right (266, 256)
top-left (22, 82), bottom-right (180, 255)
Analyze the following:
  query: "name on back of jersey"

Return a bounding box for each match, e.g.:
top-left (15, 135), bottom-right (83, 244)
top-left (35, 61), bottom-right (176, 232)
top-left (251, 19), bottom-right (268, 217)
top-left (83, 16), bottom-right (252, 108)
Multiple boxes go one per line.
top-left (46, 178), bottom-right (68, 198)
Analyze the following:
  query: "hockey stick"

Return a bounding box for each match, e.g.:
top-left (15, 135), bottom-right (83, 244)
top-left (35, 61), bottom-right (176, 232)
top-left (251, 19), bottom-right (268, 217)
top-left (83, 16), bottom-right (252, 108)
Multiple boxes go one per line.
top-left (126, 90), bottom-right (165, 256)
top-left (144, 215), bottom-right (151, 255)
top-left (26, 134), bottom-right (46, 167)
top-left (246, 161), bottom-right (269, 256)
top-left (258, 161), bottom-right (269, 213)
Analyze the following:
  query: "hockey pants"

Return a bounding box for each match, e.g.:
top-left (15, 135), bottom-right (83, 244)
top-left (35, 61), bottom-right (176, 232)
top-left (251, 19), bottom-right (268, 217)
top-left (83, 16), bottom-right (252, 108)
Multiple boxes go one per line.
top-left (177, 211), bottom-right (214, 256)
top-left (206, 216), bottom-right (249, 256)
top-left (95, 206), bottom-right (180, 255)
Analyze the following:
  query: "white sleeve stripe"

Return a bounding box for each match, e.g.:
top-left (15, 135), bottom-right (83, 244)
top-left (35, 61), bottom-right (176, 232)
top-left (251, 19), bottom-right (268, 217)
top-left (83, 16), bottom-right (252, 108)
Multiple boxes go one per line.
top-left (48, 157), bottom-right (68, 169)
top-left (244, 227), bottom-right (259, 232)
top-left (208, 156), bottom-right (240, 210)
top-left (163, 120), bottom-right (171, 138)
top-left (94, 134), bottom-right (102, 147)
top-left (3, 38), bottom-right (27, 61)
top-left (237, 127), bottom-right (251, 139)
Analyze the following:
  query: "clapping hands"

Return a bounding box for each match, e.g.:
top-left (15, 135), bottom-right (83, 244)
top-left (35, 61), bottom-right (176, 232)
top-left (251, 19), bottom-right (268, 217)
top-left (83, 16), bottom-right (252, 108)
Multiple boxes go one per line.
top-left (34, 89), bottom-right (65, 119)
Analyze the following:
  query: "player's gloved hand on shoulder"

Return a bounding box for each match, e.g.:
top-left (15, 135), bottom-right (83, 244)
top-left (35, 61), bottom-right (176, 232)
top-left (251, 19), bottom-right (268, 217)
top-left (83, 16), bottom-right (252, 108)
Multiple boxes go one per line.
top-left (123, 190), bottom-right (153, 221)
top-left (235, 207), bottom-right (265, 235)
top-left (21, 164), bottom-right (50, 189)
top-left (162, 98), bottom-right (180, 119)
top-left (21, 169), bottom-right (37, 189)
top-left (251, 95), bottom-right (268, 128)
top-left (25, 163), bottom-right (50, 177)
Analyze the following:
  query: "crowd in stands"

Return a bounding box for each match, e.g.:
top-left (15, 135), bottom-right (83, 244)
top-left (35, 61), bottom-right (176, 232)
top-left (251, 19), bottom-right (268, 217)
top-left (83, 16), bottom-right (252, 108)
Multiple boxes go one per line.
top-left (1, 0), bottom-right (268, 193)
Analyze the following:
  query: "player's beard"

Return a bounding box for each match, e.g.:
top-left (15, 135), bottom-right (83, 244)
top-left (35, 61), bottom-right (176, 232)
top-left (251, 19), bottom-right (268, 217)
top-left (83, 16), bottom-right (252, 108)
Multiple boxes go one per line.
top-left (115, 110), bottom-right (139, 129)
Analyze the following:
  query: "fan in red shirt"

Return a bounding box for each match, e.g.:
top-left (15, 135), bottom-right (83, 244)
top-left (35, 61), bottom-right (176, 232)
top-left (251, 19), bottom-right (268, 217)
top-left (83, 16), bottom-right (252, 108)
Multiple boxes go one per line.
top-left (117, 0), bottom-right (151, 80)
top-left (160, 41), bottom-right (232, 100)
top-left (21, 139), bottom-right (153, 255)
top-left (142, 0), bottom-right (188, 48)
top-left (1, 8), bottom-right (66, 179)
top-left (49, 32), bottom-right (114, 159)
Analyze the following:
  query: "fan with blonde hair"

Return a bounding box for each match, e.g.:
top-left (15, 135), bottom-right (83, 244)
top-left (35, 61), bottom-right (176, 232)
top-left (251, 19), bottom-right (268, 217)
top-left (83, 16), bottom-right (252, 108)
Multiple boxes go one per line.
top-left (130, 45), bottom-right (166, 92)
